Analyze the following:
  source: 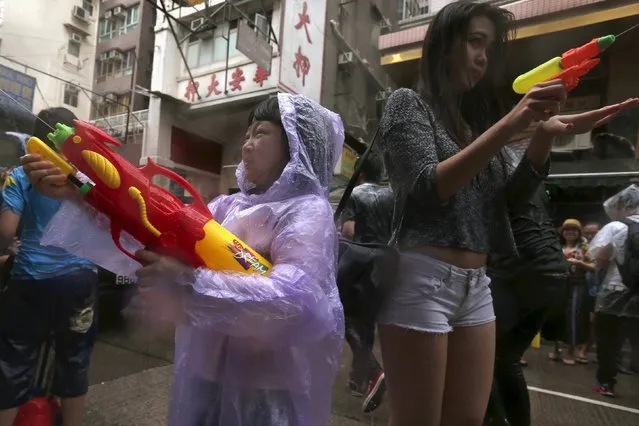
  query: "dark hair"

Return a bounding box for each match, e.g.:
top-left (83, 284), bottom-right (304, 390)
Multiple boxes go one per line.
top-left (356, 152), bottom-right (384, 183)
top-left (248, 96), bottom-right (282, 126)
top-left (418, 1), bottom-right (515, 146)
top-left (33, 107), bottom-right (77, 146)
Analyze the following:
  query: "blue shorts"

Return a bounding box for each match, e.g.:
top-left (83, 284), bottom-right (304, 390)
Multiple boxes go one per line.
top-left (0, 269), bottom-right (98, 409)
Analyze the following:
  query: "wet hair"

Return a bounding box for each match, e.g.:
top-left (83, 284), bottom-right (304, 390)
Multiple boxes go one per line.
top-left (356, 152), bottom-right (384, 183)
top-left (247, 96), bottom-right (289, 153)
top-left (248, 96), bottom-right (282, 127)
top-left (33, 107), bottom-right (77, 147)
top-left (418, 0), bottom-right (515, 146)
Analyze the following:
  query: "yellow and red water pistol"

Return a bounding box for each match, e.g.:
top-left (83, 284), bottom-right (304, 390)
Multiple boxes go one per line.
top-left (512, 35), bottom-right (616, 94)
top-left (26, 120), bottom-right (272, 276)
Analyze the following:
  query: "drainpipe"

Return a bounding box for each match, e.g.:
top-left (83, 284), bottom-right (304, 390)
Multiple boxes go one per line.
top-left (329, 20), bottom-right (386, 91)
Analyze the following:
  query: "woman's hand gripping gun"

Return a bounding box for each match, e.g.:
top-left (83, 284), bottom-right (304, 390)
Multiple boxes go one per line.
top-left (26, 120), bottom-right (272, 276)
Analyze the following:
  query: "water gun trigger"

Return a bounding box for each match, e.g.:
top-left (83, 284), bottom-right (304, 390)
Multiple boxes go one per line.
top-left (110, 222), bottom-right (140, 264)
top-left (139, 158), bottom-right (210, 215)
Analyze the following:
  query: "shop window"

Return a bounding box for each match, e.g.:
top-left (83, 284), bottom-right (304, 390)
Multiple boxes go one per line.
top-left (63, 84), bottom-right (79, 107)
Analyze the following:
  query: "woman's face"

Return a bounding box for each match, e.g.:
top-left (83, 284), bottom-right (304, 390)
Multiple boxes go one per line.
top-left (242, 120), bottom-right (289, 189)
top-left (451, 15), bottom-right (496, 92)
top-left (562, 227), bottom-right (580, 243)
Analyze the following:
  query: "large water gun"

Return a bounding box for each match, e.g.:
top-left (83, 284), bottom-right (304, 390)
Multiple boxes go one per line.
top-left (26, 120), bottom-right (272, 276)
top-left (512, 35), bottom-right (616, 94)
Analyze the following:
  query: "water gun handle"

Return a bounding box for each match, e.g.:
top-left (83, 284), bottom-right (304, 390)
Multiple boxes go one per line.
top-left (139, 159), bottom-right (210, 216)
top-left (26, 137), bottom-right (77, 179)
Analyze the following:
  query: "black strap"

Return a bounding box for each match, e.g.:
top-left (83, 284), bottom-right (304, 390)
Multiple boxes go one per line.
top-left (333, 127), bottom-right (380, 223)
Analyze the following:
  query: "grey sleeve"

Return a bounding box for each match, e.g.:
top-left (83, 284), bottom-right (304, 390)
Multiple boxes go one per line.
top-left (380, 89), bottom-right (440, 202)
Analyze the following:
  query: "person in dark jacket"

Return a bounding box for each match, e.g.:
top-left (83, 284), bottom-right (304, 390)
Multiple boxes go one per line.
top-left (339, 152), bottom-right (393, 413)
top-left (485, 183), bottom-right (568, 426)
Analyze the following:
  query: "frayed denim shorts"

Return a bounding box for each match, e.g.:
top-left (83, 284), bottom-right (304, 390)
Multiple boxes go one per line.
top-left (377, 250), bottom-right (495, 334)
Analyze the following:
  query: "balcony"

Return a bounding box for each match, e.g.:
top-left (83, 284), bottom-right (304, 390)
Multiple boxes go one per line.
top-left (91, 109), bottom-right (148, 141)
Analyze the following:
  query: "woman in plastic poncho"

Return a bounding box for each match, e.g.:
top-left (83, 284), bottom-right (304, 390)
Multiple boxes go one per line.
top-left (588, 185), bottom-right (639, 398)
top-left (19, 94), bottom-right (346, 426)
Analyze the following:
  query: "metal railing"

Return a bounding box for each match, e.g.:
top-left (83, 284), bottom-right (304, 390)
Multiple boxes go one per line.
top-left (90, 109), bottom-right (148, 141)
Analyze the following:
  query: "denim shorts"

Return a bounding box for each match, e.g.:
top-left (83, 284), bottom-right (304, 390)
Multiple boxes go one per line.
top-left (0, 269), bottom-right (98, 409)
top-left (377, 251), bottom-right (495, 334)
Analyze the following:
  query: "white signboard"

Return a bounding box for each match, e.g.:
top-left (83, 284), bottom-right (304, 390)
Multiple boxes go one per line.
top-left (177, 58), bottom-right (279, 105)
top-left (278, 0), bottom-right (327, 102)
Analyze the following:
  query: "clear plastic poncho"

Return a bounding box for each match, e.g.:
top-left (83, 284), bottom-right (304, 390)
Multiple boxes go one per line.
top-left (588, 184), bottom-right (639, 317)
top-left (40, 94), bottom-right (346, 425)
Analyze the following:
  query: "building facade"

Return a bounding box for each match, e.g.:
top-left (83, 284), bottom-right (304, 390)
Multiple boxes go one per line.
top-left (0, 0), bottom-right (98, 119)
top-left (380, 0), bottom-right (639, 220)
top-left (89, 0), bottom-right (156, 163)
top-left (143, 0), bottom-right (398, 199)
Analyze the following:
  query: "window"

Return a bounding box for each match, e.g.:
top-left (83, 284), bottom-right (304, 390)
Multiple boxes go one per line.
top-left (63, 84), bottom-right (79, 107)
top-left (98, 18), bottom-right (114, 41)
top-left (123, 50), bottom-right (135, 75)
top-left (125, 5), bottom-right (139, 29)
top-left (186, 20), bottom-right (241, 69)
top-left (68, 38), bottom-right (80, 57)
top-left (82, 0), bottom-right (94, 16)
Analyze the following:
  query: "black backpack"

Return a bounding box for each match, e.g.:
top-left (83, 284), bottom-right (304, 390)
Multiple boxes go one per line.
top-left (617, 218), bottom-right (639, 294)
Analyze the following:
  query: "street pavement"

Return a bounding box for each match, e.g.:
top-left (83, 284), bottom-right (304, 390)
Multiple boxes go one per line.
top-left (84, 312), bottom-right (639, 425)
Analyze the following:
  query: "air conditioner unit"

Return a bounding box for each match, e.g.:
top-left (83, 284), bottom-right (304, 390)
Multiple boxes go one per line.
top-left (190, 17), bottom-right (205, 31)
top-left (72, 5), bottom-right (89, 22)
top-left (106, 93), bottom-right (117, 102)
top-left (64, 54), bottom-right (81, 68)
top-left (70, 33), bottom-right (82, 43)
top-left (104, 10), bottom-right (112, 19)
top-left (108, 50), bottom-right (124, 61)
top-left (338, 51), bottom-right (355, 66)
top-left (113, 6), bottom-right (125, 17)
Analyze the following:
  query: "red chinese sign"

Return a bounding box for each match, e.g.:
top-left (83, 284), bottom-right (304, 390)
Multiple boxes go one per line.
top-left (294, 1), bottom-right (312, 44)
top-left (184, 80), bottom-right (199, 102)
top-left (207, 73), bottom-right (222, 97)
top-left (253, 67), bottom-right (270, 87)
top-left (293, 46), bottom-right (310, 87)
top-left (229, 67), bottom-right (245, 92)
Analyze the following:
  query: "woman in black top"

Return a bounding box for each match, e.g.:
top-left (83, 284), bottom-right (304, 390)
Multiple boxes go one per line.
top-left (377, 2), bottom-right (638, 425)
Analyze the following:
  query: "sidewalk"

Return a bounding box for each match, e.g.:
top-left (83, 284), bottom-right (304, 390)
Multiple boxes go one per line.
top-left (84, 364), bottom-right (380, 425)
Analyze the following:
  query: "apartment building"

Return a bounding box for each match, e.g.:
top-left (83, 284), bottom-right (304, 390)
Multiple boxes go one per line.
top-left (0, 0), bottom-right (98, 119)
top-left (144, 0), bottom-right (398, 199)
top-left (89, 0), bottom-right (156, 162)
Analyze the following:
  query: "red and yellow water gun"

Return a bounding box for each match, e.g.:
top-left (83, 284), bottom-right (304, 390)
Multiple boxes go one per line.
top-left (512, 35), bottom-right (616, 94)
top-left (26, 120), bottom-right (272, 276)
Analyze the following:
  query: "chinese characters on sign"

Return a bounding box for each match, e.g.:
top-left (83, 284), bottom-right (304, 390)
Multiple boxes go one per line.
top-left (184, 80), bottom-right (199, 102)
top-left (253, 67), bottom-right (270, 87)
top-left (207, 74), bottom-right (222, 97)
top-left (294, 1), bottom-right (312, 44)
top-left (293, 47), bottom-right (310, 87)
top-left (230, 68), bottom-right (245, 92)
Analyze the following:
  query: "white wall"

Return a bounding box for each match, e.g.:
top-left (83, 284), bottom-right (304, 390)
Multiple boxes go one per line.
top-left (0, 0), bottom-right (98, 119)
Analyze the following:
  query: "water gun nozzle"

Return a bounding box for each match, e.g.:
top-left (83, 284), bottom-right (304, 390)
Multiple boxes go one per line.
top-left (47, 123), bottom-right (75, 150)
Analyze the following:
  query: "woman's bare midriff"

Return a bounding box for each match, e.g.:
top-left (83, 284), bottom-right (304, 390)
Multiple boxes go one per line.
top-left (413, 245), bottom-right (487, 270)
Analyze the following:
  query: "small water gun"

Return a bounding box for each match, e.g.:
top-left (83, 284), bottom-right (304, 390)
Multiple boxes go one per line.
top-left (26, 120), bottom-right (272, 276)
top-left (512, 35), bottom-right (616, 94)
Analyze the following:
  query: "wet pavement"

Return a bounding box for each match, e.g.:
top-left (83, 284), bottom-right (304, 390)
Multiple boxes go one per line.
top-left (85, 310), bottom-right (639, 425)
